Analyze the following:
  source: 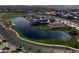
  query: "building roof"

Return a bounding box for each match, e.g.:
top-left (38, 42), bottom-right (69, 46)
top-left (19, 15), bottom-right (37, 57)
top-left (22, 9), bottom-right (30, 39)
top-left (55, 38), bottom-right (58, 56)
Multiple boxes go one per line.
top-left (38, 18), bottom-right (49, 24)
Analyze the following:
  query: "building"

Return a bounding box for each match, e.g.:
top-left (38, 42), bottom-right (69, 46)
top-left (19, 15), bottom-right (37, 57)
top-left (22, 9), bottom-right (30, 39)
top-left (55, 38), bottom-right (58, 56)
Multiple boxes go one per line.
top-left (38, 17), bottom-right (49, 24)
top-left (30, 17), bottom-right (50, 26)
top-left (49, 19), bottom-right (56, 23)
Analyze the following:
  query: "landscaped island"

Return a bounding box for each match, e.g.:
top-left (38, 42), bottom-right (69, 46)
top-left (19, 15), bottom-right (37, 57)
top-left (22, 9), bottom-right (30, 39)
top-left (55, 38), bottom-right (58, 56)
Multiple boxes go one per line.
top-left (0, 13), bottom-right (79, 49)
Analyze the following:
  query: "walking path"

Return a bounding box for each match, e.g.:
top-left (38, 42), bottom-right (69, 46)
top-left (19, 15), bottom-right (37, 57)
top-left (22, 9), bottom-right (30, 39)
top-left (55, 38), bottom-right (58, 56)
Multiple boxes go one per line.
top-left (2, 21), bottom-right (79, 51)
top-left (1, 17), bottom-right (79, 52)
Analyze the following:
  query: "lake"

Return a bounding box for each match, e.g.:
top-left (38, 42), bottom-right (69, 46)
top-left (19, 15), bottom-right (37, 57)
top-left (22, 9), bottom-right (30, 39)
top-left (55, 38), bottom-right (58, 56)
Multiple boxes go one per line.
top-left (10, 17), bottom-right (71, 41)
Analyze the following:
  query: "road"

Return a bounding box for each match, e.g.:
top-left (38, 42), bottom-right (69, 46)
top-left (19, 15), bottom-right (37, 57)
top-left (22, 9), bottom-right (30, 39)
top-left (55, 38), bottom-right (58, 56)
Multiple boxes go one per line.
top-left (0, 23), bottom-right (79, 53)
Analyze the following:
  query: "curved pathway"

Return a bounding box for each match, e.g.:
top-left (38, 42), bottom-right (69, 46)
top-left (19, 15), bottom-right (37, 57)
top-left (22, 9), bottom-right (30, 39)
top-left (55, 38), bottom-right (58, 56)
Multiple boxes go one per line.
top-left (0, 17), bottom-right (79, 53)
top-left (0, 22), bottom-right (79, 53)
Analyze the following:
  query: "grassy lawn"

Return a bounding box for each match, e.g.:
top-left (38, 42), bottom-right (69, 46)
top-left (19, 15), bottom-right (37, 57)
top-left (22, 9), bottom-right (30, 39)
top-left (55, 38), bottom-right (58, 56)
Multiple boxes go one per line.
top-left (0, 13), bottom-right (28, 20)
top-left (1, 13), bottom-right (79, 49)
top-left (51, 27), bottom-right (79, 33)
top-left (36, 24), bottom-right (50, 30)
top-left (11, 25), bottom-right (79, 49)
top-left (20, 32), bottom-right (79, 48)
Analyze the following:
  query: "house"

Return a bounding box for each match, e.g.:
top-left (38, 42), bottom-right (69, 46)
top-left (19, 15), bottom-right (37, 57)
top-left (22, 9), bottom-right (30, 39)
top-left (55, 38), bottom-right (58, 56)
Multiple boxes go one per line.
top-left (38, 17), bottom-right (49, 24)
top-left (49, 19), bottom-right (56, 23)
top-left (30, 17), bottom-right (49, 26)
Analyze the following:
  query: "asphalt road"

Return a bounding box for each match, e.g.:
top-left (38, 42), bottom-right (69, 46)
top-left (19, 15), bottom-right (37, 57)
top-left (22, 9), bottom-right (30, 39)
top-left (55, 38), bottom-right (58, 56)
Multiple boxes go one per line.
top-left (0, 23), bottom-right (79, 53)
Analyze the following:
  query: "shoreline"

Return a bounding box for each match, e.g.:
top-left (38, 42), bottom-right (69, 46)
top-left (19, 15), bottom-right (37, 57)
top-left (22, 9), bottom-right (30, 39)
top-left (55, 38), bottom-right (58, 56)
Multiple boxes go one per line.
top-left (1, 16), bottom-right (79, 51)
top-left (4, 24), bottom-right (79, 51)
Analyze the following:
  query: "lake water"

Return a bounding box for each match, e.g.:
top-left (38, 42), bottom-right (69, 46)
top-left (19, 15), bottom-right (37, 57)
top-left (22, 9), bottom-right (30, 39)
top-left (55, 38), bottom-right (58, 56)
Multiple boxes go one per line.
top-left (10, 17), bottom-right (71, 41)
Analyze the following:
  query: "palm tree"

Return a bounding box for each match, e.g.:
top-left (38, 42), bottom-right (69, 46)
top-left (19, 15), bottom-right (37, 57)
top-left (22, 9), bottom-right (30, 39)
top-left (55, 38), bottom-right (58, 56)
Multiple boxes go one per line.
top-left (2, 39), bottom-right (7, 43)
top-left (0, 42), bottom-right (2, 45)
top-left (2, 46), bottom-right (10, 50)
top-left (15, 45), bottom-right (24, 52)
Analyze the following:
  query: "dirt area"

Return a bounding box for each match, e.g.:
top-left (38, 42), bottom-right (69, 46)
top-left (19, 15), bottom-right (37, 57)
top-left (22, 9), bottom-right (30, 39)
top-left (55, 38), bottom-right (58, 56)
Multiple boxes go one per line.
top-left (49, 22), bottom-right (69, 28)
